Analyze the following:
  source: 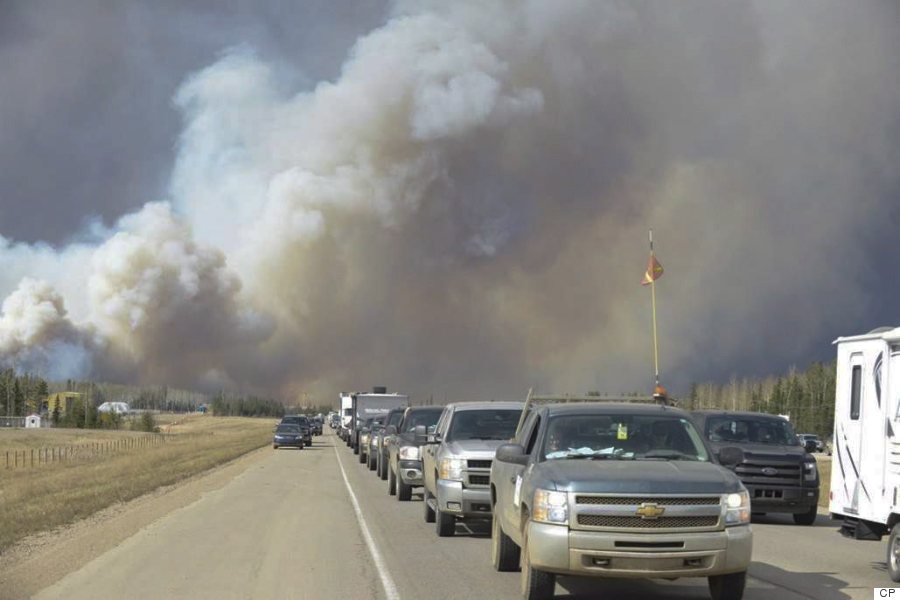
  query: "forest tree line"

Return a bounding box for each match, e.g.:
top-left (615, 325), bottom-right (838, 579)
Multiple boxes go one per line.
top-left (684, 360), bottom-right (836, 438)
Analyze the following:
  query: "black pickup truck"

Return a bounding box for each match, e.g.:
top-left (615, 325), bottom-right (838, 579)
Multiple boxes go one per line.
top-left (692, 411), bottom-right (819, 525)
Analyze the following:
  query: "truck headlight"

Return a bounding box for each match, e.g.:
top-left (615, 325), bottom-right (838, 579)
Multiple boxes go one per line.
top-left (533, 489), bottom-right (568, 525)
top-left (803, 461), bottom-right (817, 483)
top-left (724, 490), bottom-right (751, 526)
top-left (439, 458), bottom-right (464, 481)
top-left (399, 446), bottom-right (421, 461)
top-left (360, 434), bottom-right (370, 446)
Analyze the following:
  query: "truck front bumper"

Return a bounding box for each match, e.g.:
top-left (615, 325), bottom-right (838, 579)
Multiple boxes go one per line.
top-left (526, 522), bottom-right (752, 579)
top-left (398, 460), bottom-right (424, 485)
top-left (436, 479), bottom-right (492, 518)
top-left (745, 485), bottom-right (818, 513)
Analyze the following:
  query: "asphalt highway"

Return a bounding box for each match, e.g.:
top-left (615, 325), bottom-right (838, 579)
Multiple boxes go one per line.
top-left (33, 433), bottom-right (887, 600)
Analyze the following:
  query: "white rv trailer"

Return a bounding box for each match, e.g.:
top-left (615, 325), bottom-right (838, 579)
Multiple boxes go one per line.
top-left (830, 326), bottom-right (900, 580)
top-left (340, 393), bottom-right (354, 441)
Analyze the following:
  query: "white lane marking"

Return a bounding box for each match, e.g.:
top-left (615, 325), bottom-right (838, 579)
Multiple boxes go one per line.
top-left (333, 443), bottom-right (401, 600)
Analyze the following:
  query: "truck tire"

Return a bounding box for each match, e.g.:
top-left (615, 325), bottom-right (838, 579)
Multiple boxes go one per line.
top-left (368, 452), bottom-right (377, 470)
top-left (273, 445), bottom-right (278, 450)
top-left (888, 523), bottom-right (900, 582)
top-left (397, 477), bottom-right (413, 502)
top-left (792, 505), bottom-right (817, 525)
top-left (491, 512), bottom-right (520, 571)
top-left (358, 449), bottom-right (366, 464)
top-left (435, 505), bottom-right (455, 537)
top-left (353, 444), bottom-right (359, 455)
top-left (423, 489), bottom-right (436, 523)
top-left (388, 467), bottom-right (397, 496)
top-left (521, 534), bottom-right (555, 600)
top-left (379, 455), bottom-right (388, 480)
top-left (708, 571), bottom-right (746, 600)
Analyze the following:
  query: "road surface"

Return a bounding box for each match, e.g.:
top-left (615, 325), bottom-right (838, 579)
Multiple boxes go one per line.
top-left (27, 433), bottom-right (887, 600)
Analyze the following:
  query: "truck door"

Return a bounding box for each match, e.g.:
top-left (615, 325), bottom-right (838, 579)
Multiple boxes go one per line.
top-left (498, 413), bottom-right (541, 546)
top-left (837, 352), bottom-right (865, 514)
top-left (423, 408), bottom-right (449, 493)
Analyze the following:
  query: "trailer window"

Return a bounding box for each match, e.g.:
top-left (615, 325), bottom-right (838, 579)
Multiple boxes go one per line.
top-left (850, 365), bottom-right (862, 420)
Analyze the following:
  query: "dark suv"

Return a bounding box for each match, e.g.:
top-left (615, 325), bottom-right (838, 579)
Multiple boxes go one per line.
top-left (280, 415), bottom-right (313, 447)
top-left (692, 411), bottom-right (818, 525)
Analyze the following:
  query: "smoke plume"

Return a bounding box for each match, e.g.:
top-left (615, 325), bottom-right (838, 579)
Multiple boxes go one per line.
top-left (1, 1), bottom-right (898, 401)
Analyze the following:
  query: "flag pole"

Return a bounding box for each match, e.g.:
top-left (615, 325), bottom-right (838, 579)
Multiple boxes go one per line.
top-left (649, 229), bottom-right (660, 387)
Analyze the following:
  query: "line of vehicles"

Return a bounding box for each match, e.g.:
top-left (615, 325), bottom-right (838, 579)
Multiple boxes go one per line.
top-left (272, 413), bottom-right (324, 449)
top-left (329, 385), bottom-right (834, 600)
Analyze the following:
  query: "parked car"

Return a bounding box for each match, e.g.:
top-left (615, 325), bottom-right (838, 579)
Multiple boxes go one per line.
top-left (796, 433), bottom-right (824, 453)
top-left (386, 406), bottom-right (445, 500)
top-left (272, 424), bottom-right (304, 449)
top-left (421, 402), bottom-right (523, 536)
top-left (693, 411), bottom-right (819, 525)
top-left (373, 408), bottom-right (406, 476)
top-left (280, 415), bottom-right (313, 447)
top-left (309, 416), bottom-right (323, 436)
top-left (491, 402), bottom-right (752, 600)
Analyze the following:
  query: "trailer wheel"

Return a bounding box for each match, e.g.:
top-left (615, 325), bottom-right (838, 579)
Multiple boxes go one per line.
top-left (888, 523), bottom-right (900, 582)
top-left (793, 505), bottom-right (817, 526)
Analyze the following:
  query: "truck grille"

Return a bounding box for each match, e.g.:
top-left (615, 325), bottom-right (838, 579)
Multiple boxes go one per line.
top-left (572, 494), bottom-right (722, 532)
top-left (575, 496), bottom-right (720, 506)
top-left (468, 460), bottom-right (492, 469)
top-left (468, 474), bottom-right (490, 486)
top-left (576, 515), bottom-right (719, 529)
top-left (734, 460), bottom-right (801, 486)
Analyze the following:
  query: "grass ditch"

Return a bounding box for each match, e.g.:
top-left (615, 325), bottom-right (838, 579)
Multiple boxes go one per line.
top-left (0, 416), bottom-right (275, 550)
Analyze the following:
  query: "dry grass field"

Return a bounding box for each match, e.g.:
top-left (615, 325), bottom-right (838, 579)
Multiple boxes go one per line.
top-left (0, 416), bottom-right (276, 550)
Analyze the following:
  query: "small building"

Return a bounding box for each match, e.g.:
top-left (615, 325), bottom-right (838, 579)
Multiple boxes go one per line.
top-left (25, 414), bottom-right (41, 428)
top-left (98, 401), bottom-right (130, 415)
top-left (46, 392), bottom-right (81, 415)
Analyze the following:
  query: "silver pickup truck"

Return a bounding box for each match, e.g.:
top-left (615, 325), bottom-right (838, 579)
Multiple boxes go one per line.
top-left (491, 402), bottom-right (752, 600)
top-left (421, 402), bottom-right (523, 536)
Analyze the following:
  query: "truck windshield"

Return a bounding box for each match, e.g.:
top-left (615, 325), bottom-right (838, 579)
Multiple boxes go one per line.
top-left (706, 416), bottom-right (799, 446)
top-left (445, 409), bottom-right (521, 442)
top-left (542, 415), bottom-right (709, 461)
top-left (402, 409), bottom-right (443, 433)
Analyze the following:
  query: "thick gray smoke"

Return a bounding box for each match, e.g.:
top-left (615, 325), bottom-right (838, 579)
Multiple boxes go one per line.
top-left (1, 1), bottom-right (898, 401)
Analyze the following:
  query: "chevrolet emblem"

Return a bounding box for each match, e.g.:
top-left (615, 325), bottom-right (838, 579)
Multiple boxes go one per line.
top-left (635, 503), bottom-right (666, 519)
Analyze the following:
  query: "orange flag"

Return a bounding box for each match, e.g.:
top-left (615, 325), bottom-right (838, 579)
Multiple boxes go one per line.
top-left (641, 254), bottom-right (664, 285)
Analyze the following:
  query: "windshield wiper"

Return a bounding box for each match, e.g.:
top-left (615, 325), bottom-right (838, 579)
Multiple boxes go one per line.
top-left (637, 450), bottom-right (698, 461)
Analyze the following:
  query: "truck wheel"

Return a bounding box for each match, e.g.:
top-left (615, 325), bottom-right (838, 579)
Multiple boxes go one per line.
top-left (435, 505), bottom-right (455, 537)
top-left (423, 489), bottom-right (436, 523)
top-left (368, 453), bottom-right (377, 470)
top-left (491, 512), bottom-right (520, 571)
top-left (358, 449), bottom-right (366, 464)
top-left (888, 523), bottom-right (900, 582)
top-left (273, 445), bottom-right (278, 449)
top-left (388, 467), bottom-right (397, 496)
top-left (793, 505), bottom-right (817, 526)
top-left (521, 534), bottom-right (555, 600)
top-left (379, 456), bottom-right (388, 480)
top-left (397, 478), bottom-right (412, 502)
top-left (708, 571), bottom-right (746, 600)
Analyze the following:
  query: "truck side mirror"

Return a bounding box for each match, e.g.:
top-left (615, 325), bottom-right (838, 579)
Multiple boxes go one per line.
top-left (427, 432), bottom-right (442, 444)
top-left (414, 425), bottom-right (427, 443)
top-left (718, 446), bottom-right (744, 467)
top-left (496, 443), bottom-right (529, 466)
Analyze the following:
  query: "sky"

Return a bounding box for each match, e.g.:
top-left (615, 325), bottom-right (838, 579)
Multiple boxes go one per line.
top-left (0, 0), bottom-right (897, 404)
